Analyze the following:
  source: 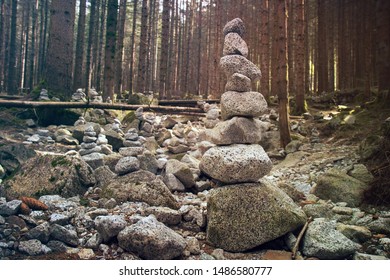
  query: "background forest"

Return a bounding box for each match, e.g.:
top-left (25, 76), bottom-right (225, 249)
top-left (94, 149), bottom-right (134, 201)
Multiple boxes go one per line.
top-left (0, 0), bottom-right (389, 108)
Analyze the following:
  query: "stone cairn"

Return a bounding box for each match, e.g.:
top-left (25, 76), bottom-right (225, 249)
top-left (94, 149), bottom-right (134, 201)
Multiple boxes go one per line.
top-left (200, 18), bottom-right (306, 252)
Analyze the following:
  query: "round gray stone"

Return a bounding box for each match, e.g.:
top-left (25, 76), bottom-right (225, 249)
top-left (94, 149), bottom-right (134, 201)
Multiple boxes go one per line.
top-left (221, 91), bottom-right (268, 120)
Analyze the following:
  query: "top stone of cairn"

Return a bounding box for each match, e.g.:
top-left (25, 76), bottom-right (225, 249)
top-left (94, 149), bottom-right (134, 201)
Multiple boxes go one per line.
top-left (223, 18), bottom-right (245, 37)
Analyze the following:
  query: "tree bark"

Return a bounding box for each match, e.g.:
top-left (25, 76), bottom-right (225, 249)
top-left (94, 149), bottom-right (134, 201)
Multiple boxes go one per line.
top-left (128, 0), bottom-right (138, 95)
top-left (136, 0), bottom-right (149, 94)
top-left (7, 0), bottom-right (17, 95)
top-left (114, 0), bottom-right (127, 97)
top-left (45, 0), bottom-right (76, 98)
top-left (274, 0), bottom-right (291, 148)
top-left (159, 0), bottom-right (171, 99)
top-left (103, 0), bottom-right (118, 101)
top-left (73, 0), bottom-right (86, 91)
top-left (294, 0), bottom-right (306, 114)
top-left (85, 0), bottom-right (97, 98)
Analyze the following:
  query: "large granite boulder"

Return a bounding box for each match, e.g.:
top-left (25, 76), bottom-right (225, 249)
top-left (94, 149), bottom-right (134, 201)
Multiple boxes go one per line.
top-left (302, 218), bottom-right (361, 259)
top-left (311, 169), bottom-right (370, 207)
top-left (220, 55), bottom-right (261, 82)
top-left (207, 182), bottom-right (307, 252)
top-left (102, 170), bottom-right (179, 209)
top-left (200, 144), bottom-right (272, 184)
top-left (118, 215), bottom-right (186, 259)
top-left (4, 154), bottom-right (95, 199)
top-left (221, 91), bottom-right (268, 120)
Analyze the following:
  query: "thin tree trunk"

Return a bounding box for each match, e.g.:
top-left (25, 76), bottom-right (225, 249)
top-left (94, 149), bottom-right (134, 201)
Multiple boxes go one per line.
top-left (103, 0), bottom-right (118, 101)
top-left (275, 0), bottom-right (291, 148)
top-left (136, 0), bottom-right (149, 94)
top-left (260, 0), bottom-right (270, 99)
top-left (85, 0), bottom-right (97, 98)
top-left (317, 0), bottom-right (328, 93)
top-left (114, 0), bottom-right (127, 97)
top-left (295, 0), bottom-right (305, 114)
top-left (159, 0), bottom-right (171, 99)
top-left (128, 0), bottom-right (138, 95)
top-left (7, 0), bottom-right (17, 95)
top-left (96, 0), bottom-right (107, 92)
top-left (73, 0), bottom-right (86, 91)
top-left (28, 0), bottom-right (37, 92)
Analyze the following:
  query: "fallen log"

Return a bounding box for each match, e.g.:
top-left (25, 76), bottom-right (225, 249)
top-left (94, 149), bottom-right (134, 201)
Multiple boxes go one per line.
top-left (0, 100), bottom-right (205, 116)
top-left (158, 99), bottom-right (220, 107)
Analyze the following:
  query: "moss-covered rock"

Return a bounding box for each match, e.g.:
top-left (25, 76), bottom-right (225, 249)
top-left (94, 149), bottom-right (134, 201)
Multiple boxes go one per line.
top-left (311, 169), bottom-right (370, 207)
top-left (207, 181), bottom-right (307, 252)
top-left (102, 170), bottom-right (179, 209)
top-left (4, 154), bottom-right (96, 199)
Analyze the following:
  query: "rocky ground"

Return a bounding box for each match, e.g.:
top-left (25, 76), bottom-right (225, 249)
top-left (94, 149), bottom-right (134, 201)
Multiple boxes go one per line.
top-left (0, 102), bottom-right (389, 260)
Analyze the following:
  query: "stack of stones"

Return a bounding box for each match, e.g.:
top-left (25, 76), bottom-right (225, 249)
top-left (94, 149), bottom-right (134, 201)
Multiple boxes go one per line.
top-left (200, 18), bottom-right (306, 252)
top-left (79, 126), bottom-right (112, 163)
top-left (39, 89), bottom-right (50, 101)
top-left (119, 128), bottom-right (144, 157)
top-left (72, 89), bottom-right (87, 102)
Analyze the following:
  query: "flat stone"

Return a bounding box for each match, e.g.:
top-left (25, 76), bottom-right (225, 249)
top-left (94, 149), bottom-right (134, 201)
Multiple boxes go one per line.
top-left (83, 136), bottom-right (97, 143)
top-left (165, 159), bottom-right (196, 188)
top-left (207, 181), bottom-right (307, 252)
top-left (221, 91), bottom-right (267, 120)
top-left (144, 206), bottom-right (182, 225)
top-left (82, 152), bottom-right (105, 170)
top-left (311, 169), bottom-right (370, 207)
top-left (163, 173), bottom-right (186, 192)
top-left (0, 200), bottom-right (22, 216)
top-left (225, 73), bottom-right (251, 92)
top-left (220, 55), bottom-right (261, 82)
top-left (302, 218), bottom-right (361, 259)
top-left (79, 146), bottom-right (102, 156)
top-left (118, 215), bottom-right (186, 260)
top-left (18, 239), bottom-right (46, 256)
top-left (201, 117), bottom-right (265, 145)
top-left (223, 32), bottom-right (248, 57)
top-left (223, 18), bottom-right (245, 36)
top-left (336, 223), bottom-right (372, 243)
top-left (25, 222), bottom-right (50, 243)
top-left (167, 144), bottom-right (190, 154)
top-left (115, 156), bottom-right (140, 175)
top-left (95, 215), bottom-right (127, 242)
top-left (200, 144), bottom-right (273, 183)
top-left (50, 224), bottom-right (79, 247)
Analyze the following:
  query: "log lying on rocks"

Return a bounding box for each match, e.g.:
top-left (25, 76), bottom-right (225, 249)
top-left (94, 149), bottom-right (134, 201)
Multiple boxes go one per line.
top-left (0, 100), bottom-right (205, 116)
top-left (158, 99), bottom-right (220, 107)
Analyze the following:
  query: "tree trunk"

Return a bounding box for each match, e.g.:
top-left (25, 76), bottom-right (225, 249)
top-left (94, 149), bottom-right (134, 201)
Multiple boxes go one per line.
top-left (294, 0), bottom-right (305, 114)
top-left (28, 0), bottom-right (37, 92)
top-left (136, 0), bottom-right (149, 94)
top-left (376, 0), bottom-right (390, 102)
top-left (128, 0), bottom-right (138, 95)
top-left (85, 0), bottom-right (97, 98)
top-left (45, 0), bottom-right (76, 98)
top-left (260, 0), bottom-right (270, 99)
top-left (103, 0), bottom-right (118, 101)
top-left (7, 0), bottom-right (17, 95)
top-left (114, 0), bottom-right (127, 97)
top-left (73, 0), bottom-right (86, 91)
top-left (274, 0), bottom-right (291, 148)
top-left (317, 0), bottom-right (328, 93)
top-left (0, 0), bottom-right (4, 92)
top-left (159, 0), bottom-right (171, 99)
top-left (96, 0), bottom-right (107, 92)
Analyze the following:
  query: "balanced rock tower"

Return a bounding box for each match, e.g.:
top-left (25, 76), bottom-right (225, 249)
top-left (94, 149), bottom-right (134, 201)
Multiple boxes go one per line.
top-left (200, 18), bottom-right (306, 252)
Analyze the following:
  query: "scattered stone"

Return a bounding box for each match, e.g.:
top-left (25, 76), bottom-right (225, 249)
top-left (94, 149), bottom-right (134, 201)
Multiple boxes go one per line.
top-left (95, 215), bottom-right (127, 242)
top-left (117, 215), bottom-right (186, 260)
top-left (348, 164), bottom-right (374, 184)
top-left (311, 169), bottom-right (370, 207)
top-left (165, 159), bottom-right (196, 189)
top-left (336, 224), bottom-right (372, 243)
top-left (78, 248), bottom-right (95, 259)
top-left (18, 239), bottom-right (47, 256)
top-left (145, 207), bottom-right (182, 225)
top-left (82, 152), bottom-right (105, 170)
top-left (302, 218), bottom-right (361, 259)
top-left (50, 224), bottom-right (79, 247)
top-left (115, 156), bottom-right (140, 175)
top-left (0, 200), bottom-right (22, 216)
top-left (353, 252), bottom-right (388, 260)
top-left (102, 170), bottom-right (179, 209)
